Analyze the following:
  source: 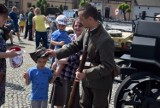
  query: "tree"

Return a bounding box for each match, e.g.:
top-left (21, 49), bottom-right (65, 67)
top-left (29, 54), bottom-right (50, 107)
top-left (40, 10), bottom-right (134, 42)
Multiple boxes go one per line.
top-left (79, 0), bottom-right (89, 7)
top-left (36, 0), bottom-right (41, 8)
top-left (118, 3), bottom-right (131, 21)
top-left (36, 0), bottom-right (47, 15)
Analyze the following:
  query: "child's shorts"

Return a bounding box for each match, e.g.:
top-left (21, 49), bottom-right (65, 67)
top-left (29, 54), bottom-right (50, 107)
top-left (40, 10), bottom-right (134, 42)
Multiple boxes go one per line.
top-left (31, 100), bottom-right (48, 108)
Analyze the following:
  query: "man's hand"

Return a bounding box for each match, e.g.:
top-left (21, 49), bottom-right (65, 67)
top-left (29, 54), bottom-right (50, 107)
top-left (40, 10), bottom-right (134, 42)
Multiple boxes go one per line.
top-left (45, 49), bottom-right (56, 57)
top-left (76, 71), bottom-right (86, 80)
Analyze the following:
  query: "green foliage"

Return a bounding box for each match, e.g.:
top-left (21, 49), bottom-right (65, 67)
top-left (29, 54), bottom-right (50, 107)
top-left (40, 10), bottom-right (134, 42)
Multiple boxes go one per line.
top-left (127, 8), bottom-right (131, 13)
top-left (36, 0), bottom-right (47, 15)
top-left (118, 3), bottom-right (131, 20)
top-left (79, 0), bottom-right (89, 7)
top-left (118, 3), bottom-right (130, 12)
top-left (40, 5), bottom-right (44, 14)
top-left (36, 0), bottom-right (41, 7)
top-left (42, 0), bottom-right (47, 5)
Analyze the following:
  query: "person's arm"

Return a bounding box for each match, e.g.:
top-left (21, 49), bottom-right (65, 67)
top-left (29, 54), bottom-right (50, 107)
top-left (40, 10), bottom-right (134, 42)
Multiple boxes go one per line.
top-left (4, 23), bottom-right (11, 27)
top-left (57, 57), bottom-right (68, 64)
top-left (32, 17), bottom-right (35, 38)
top-left (45, 29), bottom-right (86, 58)
top-left (19, 14), bottom-right (22, 21)
top-left (49, 76), bottom-right (56, 83)
top-left (50, 63), bottom-right (66, 83)
top-left (23, 72), bottom-right (30, 85)
top-left (45, 16), bottom-right (51, 27)
top-left (49, 70), bottom-right (56, 83)
top-left (0, 49), bottom-right (18, 58)
top-left (51, 40), bottom-right (64, 46)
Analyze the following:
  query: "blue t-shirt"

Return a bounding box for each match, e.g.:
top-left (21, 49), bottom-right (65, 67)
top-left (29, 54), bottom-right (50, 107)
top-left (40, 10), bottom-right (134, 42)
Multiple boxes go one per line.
top-left (28, 66), bottom-right (53, 100)
top-left (9, 11), bottom-right (18, 25)
top-left (51, 30), bottom-right (71, 50)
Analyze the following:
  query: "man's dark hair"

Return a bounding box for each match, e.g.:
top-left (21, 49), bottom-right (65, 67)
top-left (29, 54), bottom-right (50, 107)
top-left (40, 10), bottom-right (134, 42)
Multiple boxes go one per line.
top-left (0, 4), bottom-right (8, 16)
top-left (78, 3), bottom-right (98, 20)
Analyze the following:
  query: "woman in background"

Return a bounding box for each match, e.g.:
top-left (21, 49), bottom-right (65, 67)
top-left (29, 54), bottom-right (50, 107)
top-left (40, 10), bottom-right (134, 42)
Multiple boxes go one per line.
top-left (32, 7), bottom-right (50, 49)
top-left (19, 10), bottom-right (26, 33)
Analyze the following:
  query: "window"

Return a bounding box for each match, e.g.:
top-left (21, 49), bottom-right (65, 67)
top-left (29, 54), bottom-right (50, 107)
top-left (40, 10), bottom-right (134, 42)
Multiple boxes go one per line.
top-left (15, 2), bottom-right (19, 7)
top-left (9, 1), bottom-right (13, 8)
top-left (47, 3), bottom-right (50, 7)
top-left (27, 2), bottom-right (32, 8)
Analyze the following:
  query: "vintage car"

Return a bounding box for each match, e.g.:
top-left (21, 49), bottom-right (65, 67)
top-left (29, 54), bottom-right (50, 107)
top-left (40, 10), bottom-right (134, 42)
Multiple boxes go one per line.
top-left (107, 29), bottom-right (133, 52)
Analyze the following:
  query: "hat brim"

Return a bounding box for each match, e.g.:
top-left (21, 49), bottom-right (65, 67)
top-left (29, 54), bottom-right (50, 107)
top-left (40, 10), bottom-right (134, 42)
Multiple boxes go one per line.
top-left (30, 52), bottom-right (37, 63)
top-left (57, 21), bottom-right (67, 26)
top-left (29, 48), bottom-right (49, 63)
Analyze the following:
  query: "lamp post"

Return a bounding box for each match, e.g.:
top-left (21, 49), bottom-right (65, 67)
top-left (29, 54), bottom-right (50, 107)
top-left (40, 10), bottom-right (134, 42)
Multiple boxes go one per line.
top-left (64, 0), bottom-right (67, 10)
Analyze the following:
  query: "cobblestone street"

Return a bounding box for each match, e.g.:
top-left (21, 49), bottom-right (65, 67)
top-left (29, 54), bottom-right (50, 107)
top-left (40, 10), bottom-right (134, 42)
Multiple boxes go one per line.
top-left (1, 34), bottom-right (120, 108)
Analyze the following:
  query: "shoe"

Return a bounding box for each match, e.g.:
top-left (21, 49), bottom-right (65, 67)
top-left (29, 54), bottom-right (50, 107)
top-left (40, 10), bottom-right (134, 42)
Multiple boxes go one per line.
top-left (28, 39), bottom-right (34, 41)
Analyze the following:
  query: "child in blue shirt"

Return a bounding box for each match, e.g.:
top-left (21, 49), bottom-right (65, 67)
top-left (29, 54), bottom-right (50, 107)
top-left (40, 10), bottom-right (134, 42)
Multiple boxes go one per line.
top-left (51, 15), bottom-right (71, 50)
top-left (50, 15), bottom-right (71, 79)
top-left (23, 47), bottom-right (54, 108)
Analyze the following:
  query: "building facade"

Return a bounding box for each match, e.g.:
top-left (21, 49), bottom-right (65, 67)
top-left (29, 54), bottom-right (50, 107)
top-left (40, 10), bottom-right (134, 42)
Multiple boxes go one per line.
top-left (91, 0), bottom-right (133, 20)
top-left (4, 0), bottom-right (79, 14)
top-left (133, 0), bottom-right (160, 21)
top-left (0, 0), bottom-right (5, 4)
top-left (5, 0), bottom-right (20, 12)
top-left (20, 0), bottom-right (79, 13)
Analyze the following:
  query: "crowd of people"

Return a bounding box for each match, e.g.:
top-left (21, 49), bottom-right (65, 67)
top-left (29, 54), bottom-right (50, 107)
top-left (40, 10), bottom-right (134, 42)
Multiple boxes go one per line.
top-left (0, 3), bottom-right (115, 108)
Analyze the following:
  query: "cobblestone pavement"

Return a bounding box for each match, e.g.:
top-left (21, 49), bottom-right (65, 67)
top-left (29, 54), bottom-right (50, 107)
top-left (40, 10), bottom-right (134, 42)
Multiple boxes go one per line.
top-left (1, 34), bottom-right (120, 108)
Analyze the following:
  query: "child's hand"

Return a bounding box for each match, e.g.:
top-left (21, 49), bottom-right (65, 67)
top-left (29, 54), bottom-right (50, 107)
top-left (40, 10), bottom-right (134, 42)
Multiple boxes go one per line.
top-left (59, 41), bottom-right (64, 46)
top-left (50, 75), bottom-right (57, 83)
top-left (23, 72), bottom-right (29, 79)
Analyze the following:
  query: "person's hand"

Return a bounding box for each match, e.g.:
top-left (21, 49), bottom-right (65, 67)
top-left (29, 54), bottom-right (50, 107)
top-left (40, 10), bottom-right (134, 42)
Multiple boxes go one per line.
top-left (76, 71), bottom-right (86, 80)
top-left (23, 72), bottom-right (29, 80)
top-left (59, 41), bottom-right (65, 46)
top-left (32, 35), bottom-right (34, 39)
top-left (45, 49), bottom-right (56, 57)
top-left (6, 49), bottom-right (18, 58)
top-left (52, 62), bottom-right (57, 71)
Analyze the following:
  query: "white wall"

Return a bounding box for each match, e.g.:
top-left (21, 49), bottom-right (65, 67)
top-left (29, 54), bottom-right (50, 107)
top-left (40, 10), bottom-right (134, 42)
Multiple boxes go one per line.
top-left (133, 6), bottom-right (160, 21)
top-left (0, 0), bottom-right (5, 4)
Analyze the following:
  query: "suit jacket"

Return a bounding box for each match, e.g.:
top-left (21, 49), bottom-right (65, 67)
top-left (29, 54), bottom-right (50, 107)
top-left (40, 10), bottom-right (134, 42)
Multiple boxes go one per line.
top-left (56, 23), bottom-right (115, 89)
